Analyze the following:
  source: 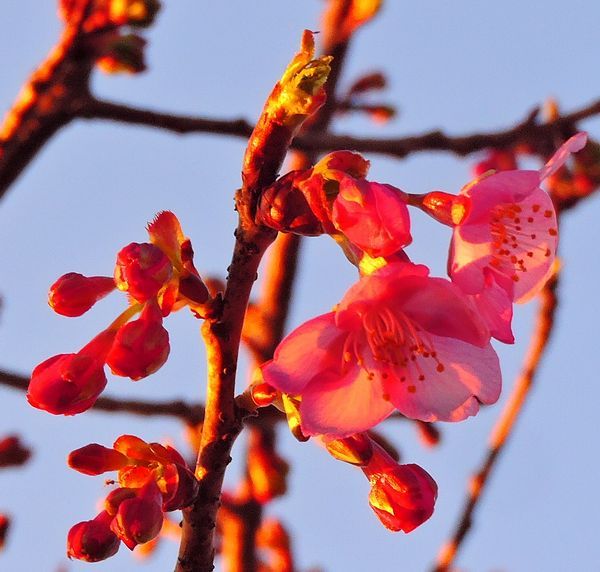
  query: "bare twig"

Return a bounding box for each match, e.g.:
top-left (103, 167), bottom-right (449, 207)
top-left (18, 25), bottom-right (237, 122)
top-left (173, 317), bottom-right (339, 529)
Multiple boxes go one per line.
top-left (76, 97), bottom-right (600, 160)
top-left (0, 369), bottom-right (203, 423)
top-left (433, 270), bottom-right (560, 572)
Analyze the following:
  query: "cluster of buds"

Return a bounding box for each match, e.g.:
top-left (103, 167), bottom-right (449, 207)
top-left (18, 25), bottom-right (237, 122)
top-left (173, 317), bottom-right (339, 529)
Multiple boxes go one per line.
top-left (59, 0), bottom-right (161, 74)
top-left (27, 211), bottom-right (209, 416)
top-left (325, 433), bottom-right (437, 532)
top-left (67, 435), bottom-right (198, 562)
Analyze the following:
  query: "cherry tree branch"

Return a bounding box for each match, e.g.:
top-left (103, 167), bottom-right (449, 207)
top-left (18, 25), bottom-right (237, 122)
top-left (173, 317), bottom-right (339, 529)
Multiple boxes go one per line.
top-left (0, 369), bottom-right (203, 423)
top-left (433, 269), bottom-right (560, 572)
top-left (76, 97), bottom-right (600, 160)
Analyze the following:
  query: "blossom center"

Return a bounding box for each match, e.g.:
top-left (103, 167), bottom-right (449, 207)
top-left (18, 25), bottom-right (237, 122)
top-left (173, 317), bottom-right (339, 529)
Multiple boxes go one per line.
top-left (488, 201), bottom-right (556, 282)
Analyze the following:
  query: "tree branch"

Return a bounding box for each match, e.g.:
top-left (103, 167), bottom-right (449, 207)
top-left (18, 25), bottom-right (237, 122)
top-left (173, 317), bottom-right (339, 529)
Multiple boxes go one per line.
top-left (0, 369), bottom-right (203, 423)
top-left (433, 270), bottom-right (560, 572)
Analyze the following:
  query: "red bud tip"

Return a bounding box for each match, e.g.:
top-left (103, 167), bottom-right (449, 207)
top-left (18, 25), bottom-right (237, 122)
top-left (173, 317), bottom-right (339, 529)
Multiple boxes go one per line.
top-left (114, 242), bottom-right (173, 302)
top-left (106, 304), bottom-right (170, 380)
top-left (27, 353), bottom-right (107, 415)
top-left (0, 435), bottom-right (31, 468)
top-left (49, 273), bottom-right (115, 317)
top-left (68, 444), bottom-right (128, 475)
top-left (67, 512), bottom-right (120, 562)
top-left (251, 382), bottom-right (279, 407)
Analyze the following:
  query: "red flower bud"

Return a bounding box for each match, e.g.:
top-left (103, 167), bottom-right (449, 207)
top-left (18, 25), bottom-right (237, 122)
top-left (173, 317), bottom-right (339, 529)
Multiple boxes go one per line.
top-left (110, 481), bottom-right (164, 550)
top-left (362, 443), bottom-right (437, 534)
top-left (256, 171), bottom-right (326, 235)
top-left (27, 353), bottom-right (107, 415)
top-left (106, 302), bottom-right (170, 380)
top-left (114, 242), bottom-right (173, 302)
top-left (67, 511), bottom-right (120, 562)
top-left (48, 273), bottom-right (115, 317)
top-left (104, 488), bottom-right (138, 516)
top-left (68, 444), bottom-right (128, 475)
top-left (0, 435), bottom-right (31, 468)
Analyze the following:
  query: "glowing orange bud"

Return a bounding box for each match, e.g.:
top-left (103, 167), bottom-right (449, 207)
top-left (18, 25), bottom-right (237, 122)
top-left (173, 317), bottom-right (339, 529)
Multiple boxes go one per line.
top-left (27, 353), bottom-right (107, 416)
top-left (49, 273), bottom-right (115, 317)
top-left (322, 0), bottom-right (382, 45)
top-left (68, 444), bottom-right (128, 476)
top-left (115, 242), bottom-right (173, 302)
top-left (324, 433), bottom-right (373, 467)
top-left (0, 514), bottom-right (9, 551)
top-left (313, 151), bottom-right (370, 180)
top-left (67, 511), bottom-right (120, 562)
top-left (161, 463), bottom-right (199, 511)
top-left (411, 191), bottom-right (470, 227)
top-left (106, 302), bottom-right (170, 380)
top-left (113, 434), bottom-right (154, 461)
top-left (110, 481), bottom-right (164, 550)
top-left (0, 435), bottom-right (31, 468)
top-left (251, 382), bottom-right (279, 407)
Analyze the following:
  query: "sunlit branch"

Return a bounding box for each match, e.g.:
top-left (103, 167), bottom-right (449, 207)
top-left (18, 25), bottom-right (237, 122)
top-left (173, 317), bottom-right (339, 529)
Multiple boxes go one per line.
top-left (433, 270), bottom-right (560, 572)
top-left (77, 96), bottom-right (600, 160)
top-left (0, 369), bottom-right (203, 423)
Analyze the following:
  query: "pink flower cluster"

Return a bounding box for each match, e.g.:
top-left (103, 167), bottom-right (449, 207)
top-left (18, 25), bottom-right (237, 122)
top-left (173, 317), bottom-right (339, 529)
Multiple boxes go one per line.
top-left (260, 133), bottom-right (586, 438)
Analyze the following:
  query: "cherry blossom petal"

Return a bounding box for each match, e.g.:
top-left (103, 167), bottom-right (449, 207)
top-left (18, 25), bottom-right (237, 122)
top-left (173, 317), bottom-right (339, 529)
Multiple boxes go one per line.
top-left (333, 179), bottom-right (411, 257)
top-left (262, 312), bottom-right (346, 395)
top-left (384, 335), bottom-right (501, 422)
top-left (299, 367), bottom-right (395, 437)
top-left (539, 132), bottom-right (587, 181)
top-left (471, 270), bottom-right (515, 343)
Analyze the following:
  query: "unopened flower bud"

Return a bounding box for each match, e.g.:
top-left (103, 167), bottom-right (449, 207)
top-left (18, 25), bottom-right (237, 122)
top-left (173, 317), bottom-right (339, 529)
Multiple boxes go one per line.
top-left (472, 149), bottom-right (517, 177)
top-left (161, 463), bottom-right (199, 511)
top-left (251, 382), bottom-right (279, 407)
top-left (68, 444), bottom-right (128, 475)
top-left (0, 435), bottom-right (31, 468)
top-left (27, 353), bottom-right (107, 415)
top-left (362, 444), bottom-right (437, 533)
top-left (106, 302), bottom-right (170, 380)
top-left (67, 511), bottom-right (120, 562)
top-left (110, 481), bottom-right (164, 550)
top-left (256, 171), bottom-right (325, 235)
top-left (114, 242), bottom-right (173, 302)
top-left (104, 488), bottom-right (138, 516)
top-left (49, 273), bottom-right (115, 317)
top-left (410, 191), bottom-right (470, 227)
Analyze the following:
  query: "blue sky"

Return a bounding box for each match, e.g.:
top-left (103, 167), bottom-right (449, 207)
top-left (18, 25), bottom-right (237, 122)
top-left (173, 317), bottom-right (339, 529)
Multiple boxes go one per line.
top-left (1, 2), bottom-right (599, 570)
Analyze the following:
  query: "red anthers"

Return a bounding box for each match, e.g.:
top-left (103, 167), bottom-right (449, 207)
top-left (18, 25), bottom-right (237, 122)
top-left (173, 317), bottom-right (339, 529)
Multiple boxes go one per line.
top-left (0, 435), bottom-right (31, 468)
top-left (68, 435), bottom-right (198, 561)
top-left (48, 273), bottom-right (115, 317)
top-left (67, 511), bottom-right (120, 562)
top-left (29, 212), bottom-right (208, 416)
top-left (106, 302), bottom-right (170, 380)
top-left (362, 443), bottom-right (437, 533)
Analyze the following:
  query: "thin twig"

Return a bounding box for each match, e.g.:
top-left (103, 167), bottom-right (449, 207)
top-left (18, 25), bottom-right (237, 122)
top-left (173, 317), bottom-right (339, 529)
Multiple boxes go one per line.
top-left (76, 97), bottom-right (600, 160)
top-left (0, 369), bottom-right (203, 423)
top-left (433, 270), bottom-right (560, 572)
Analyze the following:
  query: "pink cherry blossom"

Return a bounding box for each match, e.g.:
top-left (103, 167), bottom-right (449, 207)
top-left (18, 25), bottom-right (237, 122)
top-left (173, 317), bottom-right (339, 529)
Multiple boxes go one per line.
top-left (262, 262), bottom-right (501, 437)
top-left (332, 178), bottom-right (411, 258)
top-left (449, 132), bottom-right (587, 304)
